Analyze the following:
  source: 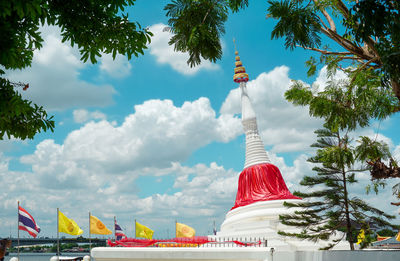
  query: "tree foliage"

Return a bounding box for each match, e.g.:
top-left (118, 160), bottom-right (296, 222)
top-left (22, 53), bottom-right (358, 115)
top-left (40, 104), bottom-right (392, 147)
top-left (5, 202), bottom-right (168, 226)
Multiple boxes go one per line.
top-left (164, 0), bottom-right (400, 106)
top-left (0, 79), bottom-right (54, 140)
top-left (164, 0), bottom-right (248, 67)
top-left (267, 0), bottom-right (400, 106)
top-left (276, 0), bottom-right (400, 200)
top-left (278, 125), bottom-right (397, 250)
top-left (348, 0), bottom-right (400, 95)
top-left (281, 73), bottom-right (400, 249)
top-left (267, 0), bottom-right (321, 50)
top-left (285, 78), bottom-right (398, 133)
top-left (1, 0), bottom-right (152, 140)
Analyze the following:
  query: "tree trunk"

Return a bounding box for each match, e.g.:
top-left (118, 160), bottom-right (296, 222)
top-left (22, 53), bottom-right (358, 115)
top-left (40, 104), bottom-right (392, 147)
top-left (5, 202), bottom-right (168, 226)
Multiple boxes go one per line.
top-left (342, 170), bottom-right (354, 250)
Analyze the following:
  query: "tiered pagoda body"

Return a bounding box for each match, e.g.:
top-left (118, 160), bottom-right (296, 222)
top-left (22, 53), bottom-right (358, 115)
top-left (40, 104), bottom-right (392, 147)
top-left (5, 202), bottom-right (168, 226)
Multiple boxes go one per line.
top-left (231, 50), bottom-right (300, 209)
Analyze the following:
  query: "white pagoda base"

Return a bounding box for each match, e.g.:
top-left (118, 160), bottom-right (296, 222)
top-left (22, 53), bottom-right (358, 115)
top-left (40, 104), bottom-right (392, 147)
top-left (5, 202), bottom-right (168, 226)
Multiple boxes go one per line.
top-left (215, 199), bottom-right (349, 251)
top-left (91, 247), bottom-right (271, 261)
top-left (91, 247), bottom-right (400, 261)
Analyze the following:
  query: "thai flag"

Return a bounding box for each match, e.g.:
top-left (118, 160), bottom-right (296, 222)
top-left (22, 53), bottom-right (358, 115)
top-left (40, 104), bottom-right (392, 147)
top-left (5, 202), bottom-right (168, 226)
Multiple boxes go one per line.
top-left (18, 206), bottom-right (40, 238)
top-left (114, 221), bottom-right (126, 240)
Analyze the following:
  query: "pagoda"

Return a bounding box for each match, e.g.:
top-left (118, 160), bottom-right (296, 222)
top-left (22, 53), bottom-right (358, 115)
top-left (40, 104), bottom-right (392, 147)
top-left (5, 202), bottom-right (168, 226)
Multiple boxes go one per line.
top-left (231, 50), bottom-right (300, 209)
top-left (216, 49), bottom-right (310, 249)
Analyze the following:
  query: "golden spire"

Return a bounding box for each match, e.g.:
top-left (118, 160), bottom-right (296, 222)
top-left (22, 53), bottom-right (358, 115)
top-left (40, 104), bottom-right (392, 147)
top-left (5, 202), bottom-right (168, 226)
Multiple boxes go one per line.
top-left (233, 39), bottom-right (249, 83)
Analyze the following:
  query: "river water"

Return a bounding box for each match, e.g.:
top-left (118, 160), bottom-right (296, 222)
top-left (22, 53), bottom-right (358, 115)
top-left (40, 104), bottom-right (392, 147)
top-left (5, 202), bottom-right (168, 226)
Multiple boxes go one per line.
top-left (4, 252), bottom-right (90, 261)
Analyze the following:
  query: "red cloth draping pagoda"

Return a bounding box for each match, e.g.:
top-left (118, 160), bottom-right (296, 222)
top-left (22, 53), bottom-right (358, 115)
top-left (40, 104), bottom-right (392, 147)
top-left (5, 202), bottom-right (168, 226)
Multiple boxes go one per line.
top-left (232, 163), bottom-right (300, 209)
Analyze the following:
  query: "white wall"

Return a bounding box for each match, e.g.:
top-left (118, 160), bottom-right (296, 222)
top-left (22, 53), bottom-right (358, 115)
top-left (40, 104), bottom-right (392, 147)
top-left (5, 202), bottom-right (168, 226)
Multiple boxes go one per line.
top-left (273, 250), bottom-right (400, 261)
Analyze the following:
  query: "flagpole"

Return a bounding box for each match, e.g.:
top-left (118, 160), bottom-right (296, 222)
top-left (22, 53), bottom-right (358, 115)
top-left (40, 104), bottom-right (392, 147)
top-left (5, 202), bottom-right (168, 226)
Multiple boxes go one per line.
top-left (89, 212), bottom-right (92, 252)
top-left (175, 220), bottom-right (177, 238)
top-left (114, 216), bottom-right (116, 241)
top-left (134, 219), bottom-right (136, 239)
top-left (89, 212), bottom-right (92, 261)
top-left (57, 208), bottom-right (59, 258)
top-left (213, 220), bottom-right (216, 235)
top-left (17, 201), bottom-right (20, 261)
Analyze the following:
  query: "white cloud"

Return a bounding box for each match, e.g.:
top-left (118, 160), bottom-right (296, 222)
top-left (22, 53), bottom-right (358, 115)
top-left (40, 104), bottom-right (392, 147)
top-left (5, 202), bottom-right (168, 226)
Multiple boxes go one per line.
top-left (312, 66), bottom-right (348, 93)
top-left (73, 109), bottom-right (107, 123)
top-left (0, 137), bottom-right (28, 152)
top-left (354, 129), bottom-right (394, 149)
top-left (3, 145), bottom-right (399, 238)
top-left (2, 148), bottom-right (240, 237)
top-left (394, 144), bottom-right (400, 160)
top-left (148, 23), bottom-right (220, 75)
top-left (0, 97), bottom-right (243, 236)
top-left (269, 153), bottom-right (312, 191)
top-left (5, 26), bottom-right (116, 111)
top-left (99, 53), bottom-right (132, 78)
top-left (21, 97), bottom-right (242, 181)
top-left (221, 66), bottom-right (323, 153)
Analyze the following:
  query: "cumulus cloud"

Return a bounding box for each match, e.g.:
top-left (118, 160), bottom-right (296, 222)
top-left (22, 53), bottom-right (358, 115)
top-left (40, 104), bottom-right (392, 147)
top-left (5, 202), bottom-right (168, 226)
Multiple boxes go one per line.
top-left (73, 109), bottom-right (107, 123)
top-left (21, 97), bottom-right (242, 182)
top-left (394, 145), bottom-right (400, 160)
top-left (0, 137), bottom-right (28, 152)
top-left (2, 148), bottom-right (399, 238)
top-left (0, 97), bottom-right (244, 236)
top-left (99, 53), bottom-right (132, 78)
top-left (148, 23), bottom-right (219, 75)
top-left (221, 66), bottom-right (323, 153)
top-left (2, 149), bottom-right (239, 237)
top-left (311, 66), bottom-right (348, 93)
top-left (5, 26), bottom-right (115, 111)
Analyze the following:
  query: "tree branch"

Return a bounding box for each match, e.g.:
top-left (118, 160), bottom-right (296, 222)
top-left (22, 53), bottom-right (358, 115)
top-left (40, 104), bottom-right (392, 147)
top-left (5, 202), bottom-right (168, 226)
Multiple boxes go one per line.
top-left (351, 57), bottom-right (379, 82)
top-left (201, 3), bottom-right (215, 24)
top-left (299, 46), bottom-right (352, 56)
top-left (320, 28), bottom-right (374, 61)
top-left (336, 0), bottom-right (380, 58)
top-left (335, 0), bottom-right (350, 20)
top-left (316, 14), bottom-right (329, 31)
top-left (313, 0), bottom-right (336, 31)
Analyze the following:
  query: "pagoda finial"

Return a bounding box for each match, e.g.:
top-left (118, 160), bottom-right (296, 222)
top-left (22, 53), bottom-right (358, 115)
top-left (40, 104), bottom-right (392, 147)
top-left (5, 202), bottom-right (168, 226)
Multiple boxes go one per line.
top-left (233, 41), bottom-right (249, 83)
top-left (233, 38), bottom-right (238, 55)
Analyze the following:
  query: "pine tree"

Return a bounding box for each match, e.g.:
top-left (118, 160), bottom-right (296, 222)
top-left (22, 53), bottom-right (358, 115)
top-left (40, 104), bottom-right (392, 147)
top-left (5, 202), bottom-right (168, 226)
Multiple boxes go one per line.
top-left (278, 127), bottom-right (398, 250)
top-left (278, 78), bottom-right (399, 250)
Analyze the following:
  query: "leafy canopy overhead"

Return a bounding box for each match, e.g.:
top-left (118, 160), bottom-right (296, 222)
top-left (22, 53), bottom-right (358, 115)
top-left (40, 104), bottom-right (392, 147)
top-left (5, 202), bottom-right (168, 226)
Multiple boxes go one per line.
top-left (164, 0), bottom-right (248, 67)
top-left (0, 0), bottom-right (152, 140)
top-left (164, 0), bottom-right (400, 107)
top-left (1, 0), bottom-right (152, 69)
top-left (267, 0), bottom-right (400, 104)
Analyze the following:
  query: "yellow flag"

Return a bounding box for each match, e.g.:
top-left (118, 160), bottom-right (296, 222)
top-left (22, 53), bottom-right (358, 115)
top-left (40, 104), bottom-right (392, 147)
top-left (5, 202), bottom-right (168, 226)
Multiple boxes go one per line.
top-left (90, 215), bottom-right (112, 235)
top-left (58, 211), bottom-right (83, 236)
top-left (176, 222), bottom-right (195, 238)
top-left (356, 229), bottom-right (365, 244)
top-left (136, 221), bottom-right (154, 239)
top-left (396, 230), bottom-right (400, 242)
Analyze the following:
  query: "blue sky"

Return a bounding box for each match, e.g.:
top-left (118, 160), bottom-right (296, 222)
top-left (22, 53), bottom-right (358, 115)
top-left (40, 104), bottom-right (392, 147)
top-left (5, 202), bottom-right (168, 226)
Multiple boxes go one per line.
top-left (1, 1), bottom-right (400, 239)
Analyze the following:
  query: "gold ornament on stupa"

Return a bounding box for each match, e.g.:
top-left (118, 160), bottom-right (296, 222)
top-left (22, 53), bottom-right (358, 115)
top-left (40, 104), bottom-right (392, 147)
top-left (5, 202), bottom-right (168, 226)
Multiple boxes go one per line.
top-left (233, 39), bottom-right (249, 83)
